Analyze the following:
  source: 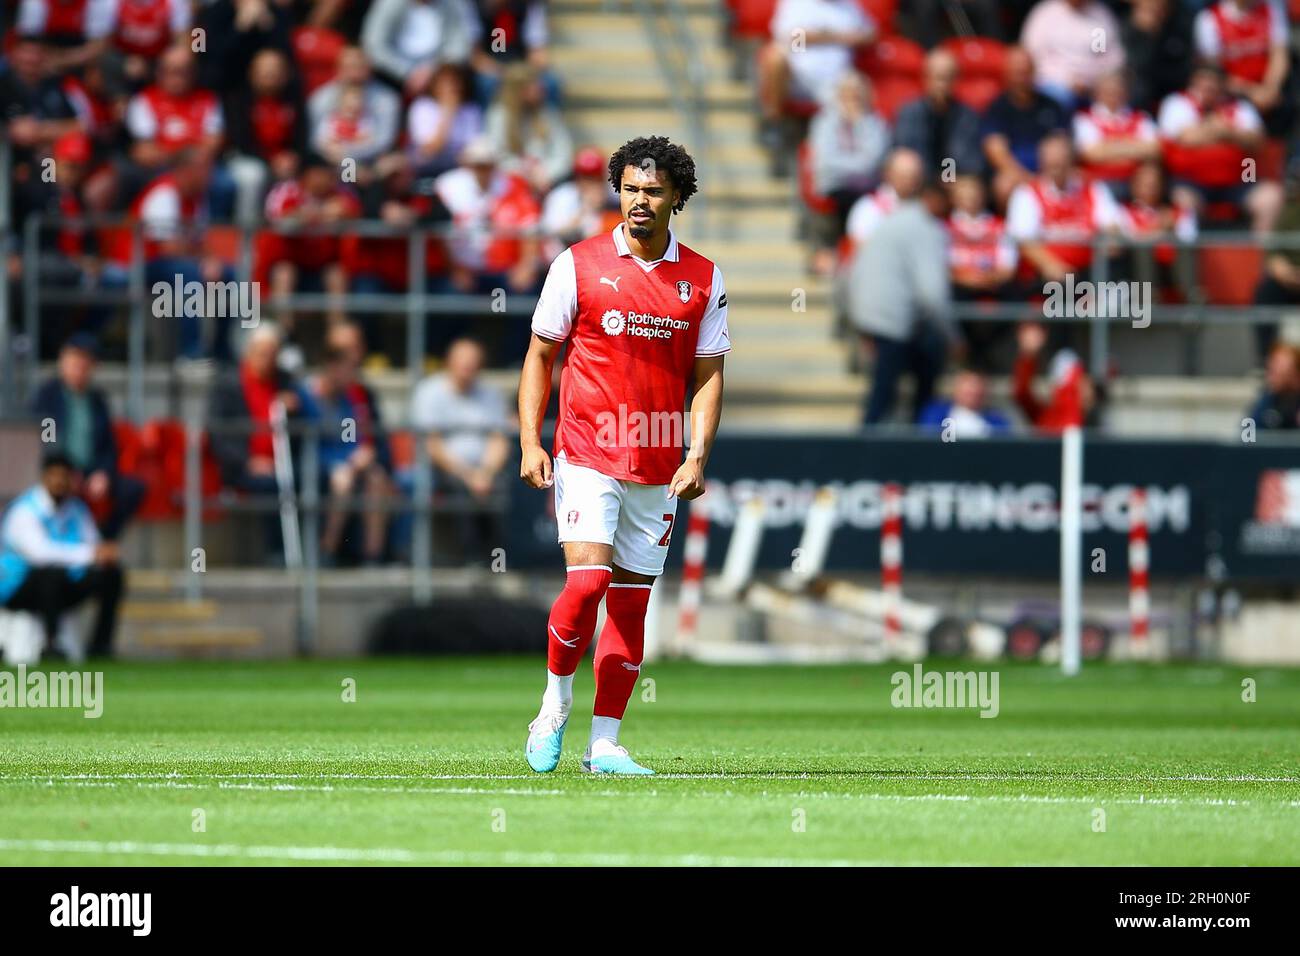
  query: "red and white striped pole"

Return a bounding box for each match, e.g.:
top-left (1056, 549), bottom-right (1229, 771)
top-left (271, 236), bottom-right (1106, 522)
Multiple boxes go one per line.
top-left (1129, 487), bottom-right (1150, 644)
top-left (881, 483), bottom-right (903, 643)
top-left (674, 506), bottom-right (710, 654)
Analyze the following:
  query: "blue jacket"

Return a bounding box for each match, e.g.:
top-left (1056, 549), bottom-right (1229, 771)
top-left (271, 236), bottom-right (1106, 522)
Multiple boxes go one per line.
top-left (30, 377), bottom-right (118, 476)
top-left (0, 485), bottom-right (97, 603)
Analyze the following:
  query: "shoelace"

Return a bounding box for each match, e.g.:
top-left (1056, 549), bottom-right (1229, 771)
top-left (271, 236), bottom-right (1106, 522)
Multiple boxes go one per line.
top-left (529, 712), bottom-right (567, 734)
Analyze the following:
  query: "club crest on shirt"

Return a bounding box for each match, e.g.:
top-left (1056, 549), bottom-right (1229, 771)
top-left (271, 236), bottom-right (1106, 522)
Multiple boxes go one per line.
top-left (566, 509), bottom-right (580, 527)
top-left (676, 280), bottom-right (692, 303)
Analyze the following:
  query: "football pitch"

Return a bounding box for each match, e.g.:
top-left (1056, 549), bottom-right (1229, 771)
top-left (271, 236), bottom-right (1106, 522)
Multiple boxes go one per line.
top-left (1, 658), bottom-right (1298, 866)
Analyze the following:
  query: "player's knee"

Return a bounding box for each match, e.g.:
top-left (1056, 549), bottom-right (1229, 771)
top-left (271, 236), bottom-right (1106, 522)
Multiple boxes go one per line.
top-left (561, 565), bottom-right (612, 607)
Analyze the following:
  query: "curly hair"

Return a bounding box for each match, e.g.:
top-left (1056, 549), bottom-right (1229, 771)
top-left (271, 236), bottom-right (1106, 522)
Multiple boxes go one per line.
top-left (607, 136), bottom-right (698, 213)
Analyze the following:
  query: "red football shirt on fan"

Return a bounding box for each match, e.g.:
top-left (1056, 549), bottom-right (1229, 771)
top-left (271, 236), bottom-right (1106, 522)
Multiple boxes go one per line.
top-left (113, 0), bottom-right (190, 58)
top-left (1157, 90), bottom-right (1263, 187)
top-left (1195, 0), bottom-right (1287, 85)
top-left (531, 225), bottom-right (731, 485)
top-left (126, 84), bottom-right (223, 152)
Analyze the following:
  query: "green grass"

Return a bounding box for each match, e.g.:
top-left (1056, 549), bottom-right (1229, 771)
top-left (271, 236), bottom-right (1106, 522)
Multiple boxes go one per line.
top-left (1, 658), bottom-right (1298, 865)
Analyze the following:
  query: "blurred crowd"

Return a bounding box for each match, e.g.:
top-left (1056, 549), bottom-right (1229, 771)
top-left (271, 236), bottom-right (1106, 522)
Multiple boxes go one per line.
top-left (2, 0), bottom-right (621, 366)
top-left (748, 0), bottom-right (1300, 427)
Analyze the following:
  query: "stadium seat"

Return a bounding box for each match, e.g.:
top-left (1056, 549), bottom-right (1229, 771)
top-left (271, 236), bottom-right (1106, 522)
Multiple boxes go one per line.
top-left (942, 36), bottom-right (1006, 113)
top-left (727, 0), bottom-right (778, 40)
top-left (1196, 246), bottom-right (1264, 306)
top-left (291, 26), bottom-right (347, 95)
top-left (202, 226), bottom-right (243, 266)
top-left (797, 141), bottom-right (838, 216)
top-left (857, 36), bottom-right (925, 122)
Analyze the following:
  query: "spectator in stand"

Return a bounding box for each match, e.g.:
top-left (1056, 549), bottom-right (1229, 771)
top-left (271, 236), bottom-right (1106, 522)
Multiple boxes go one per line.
top-left (15, 0), bottom-right (114, 76)
top-left (1247, 342), bottom-right (1300, 430)
top-left (917, 368), bottom-right (1013, 437)
top-left (467, 0), bottom-right (558, 106)
top-left (894, 48), bottom-right (984, 181)
top-left (1252, 180), bottom-right (1300, 358)
top-left (807, 71), bottom-right (889, 276)
top-left (948, 175), bottom-right (1019, 368)
top-left (313, 82), bottom-right (385, 172)
top-left (1158, 64), bottom-right (1282, 235)
top-left (1006, 131), bottom-right (1121, 284)
top-left (0, 454), bottom-right (124, 660)
top-left (124, 45), bottom-right (234, 217)
top-left (901, 0), bottom-right (1007, 47)
top-left (846, 148), bottom-right (958, 425)
top-left (485, 62), bottom-right (573, 196)
top-left (30, 334), bottom-right (147, 542)
top-left (1073, 70), bottom-right (1160, 202)
top-left (1194, 0), bottom-right (1291, 135)
top-left (227, 48), bottom-right (307, 226)
top-left (1020, 0), bottom-right (1126, 112)
top-left (208, 325), bottom-right (308, 559)
top-left (434, 135), bottom-right (543, 295)
top-left (982, 47), bottom-right (1069, 207)
top-left (304, 340), bottom-right (393, 566)
top-left (110, 0), bottom-right (193, 88)
top-left (1122, 0), bottom-right (1194, 113)
top-left (259, 153), bottom-right (363, 344)
top-left (0, 36), bottom-right (82, 169)
top-left (308, 46), bottom-right (402, 166)
top-left (127, 148), bottom-right (239, 360)
top-left (541, 146), bottom-right (621, 260)
top-left (362, 0), bottom-right (477, 97)
top-left (1119, 161), bottom-right (1196, 291)
top-left (757, 0), bottom-right (877, 149)
top-left (410, 337), bottom-right (511, 564)
top-left (194, 0), bottom-right (294, 95)
top-left (1012, 320), bottom-right (1103, 431)
top-left (844, 148), bottom-right (915, 248)
top-left (406, 64), bottom-right (484, 179)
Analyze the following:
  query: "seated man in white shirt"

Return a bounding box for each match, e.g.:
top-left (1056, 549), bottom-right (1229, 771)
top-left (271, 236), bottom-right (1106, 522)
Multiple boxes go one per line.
top-left (0, 454), bottom-right (123, 659)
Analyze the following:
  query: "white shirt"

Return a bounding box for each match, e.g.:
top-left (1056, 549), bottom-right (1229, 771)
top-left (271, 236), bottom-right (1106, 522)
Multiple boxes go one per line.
top-left (1, 485), bottom-right (98, 569)
top-left (411, 374), bottom-right (508, 469)
top-left (531, 226), bottom-right (731, 356)
top-left (771, 0), bottom-right (873, 101)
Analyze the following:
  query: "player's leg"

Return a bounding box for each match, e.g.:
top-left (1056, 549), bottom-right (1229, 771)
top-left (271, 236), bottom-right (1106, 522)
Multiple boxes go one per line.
top-left (525, 459), bottom-right (620, 772)
top-left (582, 483), bottom-right (676, 776)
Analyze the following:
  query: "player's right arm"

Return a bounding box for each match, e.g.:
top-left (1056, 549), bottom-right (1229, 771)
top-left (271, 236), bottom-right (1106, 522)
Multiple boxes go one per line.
top-left (519, 333), bottom-right (562, 489)
top-left (519, 248), bottom-right (578, 489)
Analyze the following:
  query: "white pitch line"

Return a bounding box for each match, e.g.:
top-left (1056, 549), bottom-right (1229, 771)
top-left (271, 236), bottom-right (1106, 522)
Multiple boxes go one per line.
top-left (10, 779), bottom-right (1300, 809)
top-left (0, 838), bottom-right (1014, 867)
top-left (5, 771), bottom-right (1300, 784)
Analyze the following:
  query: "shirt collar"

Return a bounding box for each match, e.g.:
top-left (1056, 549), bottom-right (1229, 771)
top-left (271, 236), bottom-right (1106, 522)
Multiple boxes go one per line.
top-left (611, 223), bottom-right (679, 264)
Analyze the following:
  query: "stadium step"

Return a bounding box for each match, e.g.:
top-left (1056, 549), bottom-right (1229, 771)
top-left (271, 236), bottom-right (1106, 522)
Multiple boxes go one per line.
top-left (121, 600), bottom-right (219, 623)
top-left (129, 626), bottom-right (266, 654)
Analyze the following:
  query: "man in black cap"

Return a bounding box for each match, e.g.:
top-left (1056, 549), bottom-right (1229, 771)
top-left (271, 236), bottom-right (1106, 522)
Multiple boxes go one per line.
top-left (30, 334), bottom-right (146, 541)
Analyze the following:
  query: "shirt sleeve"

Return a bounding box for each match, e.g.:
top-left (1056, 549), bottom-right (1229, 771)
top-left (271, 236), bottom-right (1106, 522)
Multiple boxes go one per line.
top-left (125, 94), bottom-right (157, 140)
top-left (1005, 185), bottom-right (1041, 242)
top-left (1234, 101), bottom-right (1264, 133)
top-left (140, 185), bottom-right (182, 241)
top-left (1193, 9), bottom-right (1219, 60)
top-left (1090, 181), bottom-right (1122, 230)
top-left (696, 264), bottom-right (731, 357)
top-left (1072, 112), bottom-right (1100, 150)
top-left (530, 248), bottom-right (577, 341)
top-left (1157, 94), bottom-right (1195, 138)
top-left (1268, 1), bottom-right (1288, 44)
top-left (85, 0), bottom-right (116, 38)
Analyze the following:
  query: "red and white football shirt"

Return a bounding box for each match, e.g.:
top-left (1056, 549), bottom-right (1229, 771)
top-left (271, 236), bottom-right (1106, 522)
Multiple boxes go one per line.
top-left (126, 85), bottom-right (223, 151)
top-left (1157, 90), bottom-right (1262, 187)
top-left (531, 224), bottom-right (730, 486)
top-left (1195, 0), bottom-right (1287, 85)
top-left (1072, 103), bottom-right (1158, 183)
top-left (1006, 175), bottom-right (1120, 271)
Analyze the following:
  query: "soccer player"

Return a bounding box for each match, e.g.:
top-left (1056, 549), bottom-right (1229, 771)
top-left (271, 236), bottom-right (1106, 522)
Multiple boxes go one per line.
top-left (517, 136), bottom-right (729, 775)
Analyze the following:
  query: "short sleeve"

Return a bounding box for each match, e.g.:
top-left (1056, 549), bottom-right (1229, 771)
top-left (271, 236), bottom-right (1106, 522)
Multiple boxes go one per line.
top-left (696, 264), bottom-right (731, 357)
top-left (1005, 185), bottom-right (1041, 242)
top-left (530, 248), bottom-right (577, 342)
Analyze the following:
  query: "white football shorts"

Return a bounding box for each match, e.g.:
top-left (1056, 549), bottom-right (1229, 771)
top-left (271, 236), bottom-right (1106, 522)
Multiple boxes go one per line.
top-left (553, 454), bottom-right (678, 576)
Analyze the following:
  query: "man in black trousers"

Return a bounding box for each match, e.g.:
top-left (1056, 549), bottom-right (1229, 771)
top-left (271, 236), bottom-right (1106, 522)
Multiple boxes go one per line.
top-left (0, 455), bottom-right (124, 659)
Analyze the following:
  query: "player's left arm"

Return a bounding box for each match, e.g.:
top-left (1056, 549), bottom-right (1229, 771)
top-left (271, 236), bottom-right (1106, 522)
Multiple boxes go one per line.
top-left (669, 355), bottom-right (724, 501)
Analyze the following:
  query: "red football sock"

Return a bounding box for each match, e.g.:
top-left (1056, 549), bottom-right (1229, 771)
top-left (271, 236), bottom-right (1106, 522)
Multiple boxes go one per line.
top-left (546, 566), bottom-right (612, 676)
top-left (593, 583), bottom-right (652, 719)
